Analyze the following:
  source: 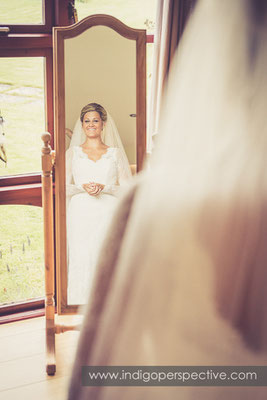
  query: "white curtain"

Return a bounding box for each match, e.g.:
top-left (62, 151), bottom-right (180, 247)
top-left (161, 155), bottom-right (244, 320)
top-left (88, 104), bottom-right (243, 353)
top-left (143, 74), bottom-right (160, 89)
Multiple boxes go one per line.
top-left (147, 0), bottom-right (195, 152)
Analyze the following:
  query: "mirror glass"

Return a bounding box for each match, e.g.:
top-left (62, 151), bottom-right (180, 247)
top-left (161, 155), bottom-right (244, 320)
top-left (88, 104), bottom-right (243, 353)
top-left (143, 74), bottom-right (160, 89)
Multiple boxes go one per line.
top-left (54, 19), bottom-right (146, 310)
top-left (65, 26), bottom-right (136, 305)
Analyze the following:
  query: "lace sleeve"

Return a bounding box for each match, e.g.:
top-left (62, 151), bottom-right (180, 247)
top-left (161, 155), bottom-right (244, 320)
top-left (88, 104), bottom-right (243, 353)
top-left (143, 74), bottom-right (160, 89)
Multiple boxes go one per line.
top-left (66, 147), bottom-right (85, 197)
top-left (102, 148), bottom-right (132, 196)
top-left (116, 147), bottom-right (132, 183)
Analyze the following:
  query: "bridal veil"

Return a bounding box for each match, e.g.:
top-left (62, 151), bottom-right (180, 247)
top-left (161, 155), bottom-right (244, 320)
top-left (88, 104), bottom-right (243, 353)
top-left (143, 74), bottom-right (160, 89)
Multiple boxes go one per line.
top-left (68, 107), bottom-right (132, 180)
top-left (69, 0), bottom-right (267, 398)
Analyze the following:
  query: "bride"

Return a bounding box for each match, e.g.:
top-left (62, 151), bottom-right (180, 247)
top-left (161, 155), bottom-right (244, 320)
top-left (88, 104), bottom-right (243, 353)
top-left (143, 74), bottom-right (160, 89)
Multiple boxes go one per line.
top-left (66, 102), bottom-right (132, 305)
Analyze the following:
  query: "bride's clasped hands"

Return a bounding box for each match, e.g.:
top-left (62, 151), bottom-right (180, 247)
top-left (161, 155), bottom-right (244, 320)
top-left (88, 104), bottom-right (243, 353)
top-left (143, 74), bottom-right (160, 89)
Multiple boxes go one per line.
top-left (82, 182), bottom-right (104, 196)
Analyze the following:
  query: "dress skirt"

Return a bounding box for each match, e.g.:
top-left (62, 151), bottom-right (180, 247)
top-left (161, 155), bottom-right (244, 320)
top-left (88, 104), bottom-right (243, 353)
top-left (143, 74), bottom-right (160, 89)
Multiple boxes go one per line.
top-left (67, 191), bottom-right (116, 304)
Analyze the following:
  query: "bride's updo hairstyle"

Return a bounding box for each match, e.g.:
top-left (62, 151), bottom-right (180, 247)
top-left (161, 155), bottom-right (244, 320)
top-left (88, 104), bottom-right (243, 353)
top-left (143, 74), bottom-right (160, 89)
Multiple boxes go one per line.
top-left (80, 103), bottom-right (108, 123)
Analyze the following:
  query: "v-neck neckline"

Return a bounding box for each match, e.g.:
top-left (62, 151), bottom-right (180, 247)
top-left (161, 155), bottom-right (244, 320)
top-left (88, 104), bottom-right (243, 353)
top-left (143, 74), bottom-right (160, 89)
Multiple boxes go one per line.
top-left (79, 146), bottom-right (110, 163)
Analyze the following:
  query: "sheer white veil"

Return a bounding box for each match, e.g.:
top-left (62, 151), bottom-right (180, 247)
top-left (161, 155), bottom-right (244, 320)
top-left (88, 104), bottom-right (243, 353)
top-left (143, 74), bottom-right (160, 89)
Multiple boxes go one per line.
top-left (69, 107), bottom-right (132, 178)
top-left (68, 0), bottom-right (267, 399)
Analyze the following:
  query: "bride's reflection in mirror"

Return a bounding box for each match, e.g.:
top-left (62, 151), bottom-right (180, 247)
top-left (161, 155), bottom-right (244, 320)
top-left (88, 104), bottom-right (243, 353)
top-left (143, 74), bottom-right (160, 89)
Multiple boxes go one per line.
top-left (65, 102), bottom-right (132, 305)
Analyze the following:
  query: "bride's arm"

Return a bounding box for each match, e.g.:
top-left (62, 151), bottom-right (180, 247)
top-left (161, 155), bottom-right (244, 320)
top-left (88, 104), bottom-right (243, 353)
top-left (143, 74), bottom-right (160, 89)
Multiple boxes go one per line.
top-left (66, 147), bottom-right (86, 196)
top-left (101, 148), bottom-right (132, 196)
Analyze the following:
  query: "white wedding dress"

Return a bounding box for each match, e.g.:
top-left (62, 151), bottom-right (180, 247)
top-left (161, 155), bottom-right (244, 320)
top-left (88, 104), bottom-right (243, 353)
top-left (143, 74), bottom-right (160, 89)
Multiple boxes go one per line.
top-left (66, 145), bottom-right (129, 304)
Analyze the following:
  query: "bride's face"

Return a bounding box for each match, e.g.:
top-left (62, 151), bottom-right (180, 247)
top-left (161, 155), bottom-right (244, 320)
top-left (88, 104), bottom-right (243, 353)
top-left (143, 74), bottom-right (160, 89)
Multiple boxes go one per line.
top-left (82, 111), bottom-right (104, 139)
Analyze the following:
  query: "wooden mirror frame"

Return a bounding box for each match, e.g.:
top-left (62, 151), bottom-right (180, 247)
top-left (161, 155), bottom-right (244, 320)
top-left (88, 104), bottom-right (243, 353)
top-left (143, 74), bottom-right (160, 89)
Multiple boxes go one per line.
top-left (53, 15), bottom-right (146, 314)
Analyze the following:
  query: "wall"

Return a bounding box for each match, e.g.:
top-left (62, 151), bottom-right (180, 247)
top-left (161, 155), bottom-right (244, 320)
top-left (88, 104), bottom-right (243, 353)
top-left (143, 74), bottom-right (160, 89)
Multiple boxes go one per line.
top-left (64, 26), bottom-right (136, 163)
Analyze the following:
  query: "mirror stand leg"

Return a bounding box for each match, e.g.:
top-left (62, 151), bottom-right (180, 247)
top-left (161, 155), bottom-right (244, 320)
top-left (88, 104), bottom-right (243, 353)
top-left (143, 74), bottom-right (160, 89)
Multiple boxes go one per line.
top-left (41, 132), bottom-right (56, 375)
top-left (46, 296), bottom-right (56, 375)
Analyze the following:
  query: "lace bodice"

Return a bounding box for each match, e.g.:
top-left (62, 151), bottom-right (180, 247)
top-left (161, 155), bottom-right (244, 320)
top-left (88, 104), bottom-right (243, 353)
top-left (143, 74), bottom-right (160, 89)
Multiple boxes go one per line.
top-left (66, 146), bottom-right (130, 196)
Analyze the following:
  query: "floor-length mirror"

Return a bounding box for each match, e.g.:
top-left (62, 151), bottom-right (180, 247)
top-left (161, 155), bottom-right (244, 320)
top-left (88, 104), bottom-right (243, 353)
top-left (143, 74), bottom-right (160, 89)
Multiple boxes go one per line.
top-left (53, 15), bottom-right (146, 313)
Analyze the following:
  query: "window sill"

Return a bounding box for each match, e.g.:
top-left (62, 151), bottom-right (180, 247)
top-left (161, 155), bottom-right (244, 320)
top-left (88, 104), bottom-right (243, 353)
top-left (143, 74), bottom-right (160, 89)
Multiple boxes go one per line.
top-left (0, 308), bottom-right (45, 325)
top-left (0, 182), bottom-right (42, 206)
top-left (0, 297), bottom-right (45, 324)
top-left (0, 173), bottom-right (42, 187)
top-left (0, 33), bottom-right (52, 49)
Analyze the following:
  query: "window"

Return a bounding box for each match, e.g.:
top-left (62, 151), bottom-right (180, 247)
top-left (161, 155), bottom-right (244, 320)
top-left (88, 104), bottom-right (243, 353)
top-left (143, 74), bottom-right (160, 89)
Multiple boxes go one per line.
top-left (0, 0), bottom-right (156, 316)
top-left (0, 0), bottom-right (53, 33)
top-left (0, 0), bottom-right (43, 25)
top-left (0, 205), bottom-right (44, 305)
top-left (0, 57), bottom-right (45, 177)
top-left (75, 0), bottom-right (157, 32)
top-left (0, 0), bottom-right (71, 317)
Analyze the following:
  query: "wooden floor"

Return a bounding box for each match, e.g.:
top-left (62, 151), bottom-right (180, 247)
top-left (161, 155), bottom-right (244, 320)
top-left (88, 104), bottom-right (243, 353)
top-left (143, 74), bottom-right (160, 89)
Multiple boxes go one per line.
top-left (0, 315), bottom-right (81, 400)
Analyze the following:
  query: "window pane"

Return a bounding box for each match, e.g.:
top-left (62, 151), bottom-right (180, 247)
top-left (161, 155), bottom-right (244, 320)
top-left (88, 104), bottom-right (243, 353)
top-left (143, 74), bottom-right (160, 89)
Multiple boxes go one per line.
top-left (0, 205), bottom-right (44, 305)
top-left (0, 0), bottom-right (43, 25)
top-left (0, 57), bottom-right (45, 176)
top-left (75, 0), bottom-right (157, 32)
